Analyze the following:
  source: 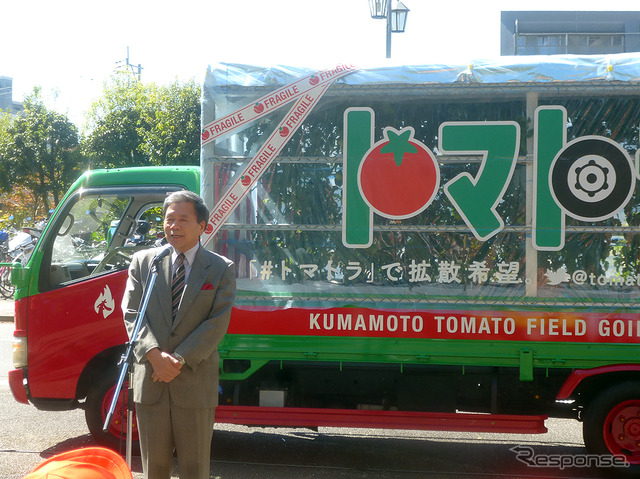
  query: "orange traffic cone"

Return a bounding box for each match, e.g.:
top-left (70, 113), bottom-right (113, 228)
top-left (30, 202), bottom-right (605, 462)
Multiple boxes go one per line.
top-left (23, 447), bottom-right (132, 479)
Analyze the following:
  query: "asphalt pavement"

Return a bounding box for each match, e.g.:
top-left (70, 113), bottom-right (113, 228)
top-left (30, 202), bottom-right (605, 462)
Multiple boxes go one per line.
top-left (0, 298), bottom-right (14, 322)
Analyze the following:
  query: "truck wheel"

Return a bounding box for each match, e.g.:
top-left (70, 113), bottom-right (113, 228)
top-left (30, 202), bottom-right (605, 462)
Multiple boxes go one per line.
top-left (85, 369), bottom-right (139, 454)
top-left (583, 382), bottom-right (640, 471)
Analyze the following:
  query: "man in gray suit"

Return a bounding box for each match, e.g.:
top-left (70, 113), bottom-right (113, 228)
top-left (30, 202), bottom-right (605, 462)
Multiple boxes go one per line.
top-left (122, 190), bottom-right (236, 479)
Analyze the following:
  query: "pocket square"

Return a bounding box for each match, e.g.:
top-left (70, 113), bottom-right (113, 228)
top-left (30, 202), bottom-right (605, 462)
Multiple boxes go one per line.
top-left (201, 283), bottom-right (214, 290)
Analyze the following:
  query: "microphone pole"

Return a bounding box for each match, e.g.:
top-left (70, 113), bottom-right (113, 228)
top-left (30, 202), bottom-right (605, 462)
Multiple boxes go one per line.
top-left (103, 247), bottom-right (170, 466)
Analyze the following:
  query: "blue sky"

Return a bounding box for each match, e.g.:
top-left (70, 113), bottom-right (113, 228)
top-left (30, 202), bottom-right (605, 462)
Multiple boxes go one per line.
top-left (2, 0), bottom-right (638, 127)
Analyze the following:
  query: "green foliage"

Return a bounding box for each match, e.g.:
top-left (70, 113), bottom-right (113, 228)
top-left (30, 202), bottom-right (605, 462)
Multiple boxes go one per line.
top-left (0, 112), bottom-right (12, 191)
top-left (83, 74), bottom-right (153, 168)
top-left (140, 79), bottom-right (201, 166)
top-left (0, 88), bottom-right (83, 216)
top-left (83, 74), bottom-right (200, 168)
top-left (0, 76), bottom-right (201, 227)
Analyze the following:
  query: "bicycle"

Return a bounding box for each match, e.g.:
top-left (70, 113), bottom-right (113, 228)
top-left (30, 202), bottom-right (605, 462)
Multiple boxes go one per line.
top-left (0, 230), bottom-right (14, 299)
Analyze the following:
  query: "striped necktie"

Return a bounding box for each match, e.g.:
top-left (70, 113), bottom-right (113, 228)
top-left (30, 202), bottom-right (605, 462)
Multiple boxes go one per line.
top-left (171, 253), bottom-right (186, 320)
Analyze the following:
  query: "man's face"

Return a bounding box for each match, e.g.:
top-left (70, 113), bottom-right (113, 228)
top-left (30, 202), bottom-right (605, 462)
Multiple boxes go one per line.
top-left (164, 201), bottom-right (205, 253)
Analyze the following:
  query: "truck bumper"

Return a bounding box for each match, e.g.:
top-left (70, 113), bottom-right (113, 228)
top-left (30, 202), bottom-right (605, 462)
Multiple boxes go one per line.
top-left (9, 368), bottom-right (29, 404)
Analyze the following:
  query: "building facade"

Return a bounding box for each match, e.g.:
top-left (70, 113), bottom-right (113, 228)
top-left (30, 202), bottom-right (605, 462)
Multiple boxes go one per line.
top-left (501, 11), bottom-right (640, 56)
top-left (0, 76), bottom-right (23, 114)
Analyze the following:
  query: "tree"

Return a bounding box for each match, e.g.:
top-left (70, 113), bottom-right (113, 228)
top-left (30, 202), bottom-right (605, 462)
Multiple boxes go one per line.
top-left (83, 74), bottom-right (152, 168)
top-left (139, 79), bottom-right (200, 165)
top-left (83, 74), bottom-right (201, 168)
top-left (0, 111), bottom-right (12, 191)
top-left (0, 88), bottom-right (83, 217)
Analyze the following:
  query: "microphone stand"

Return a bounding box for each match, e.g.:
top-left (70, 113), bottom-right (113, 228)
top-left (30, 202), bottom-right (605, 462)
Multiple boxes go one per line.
top-left (103, 256), bottom-right (163, 467)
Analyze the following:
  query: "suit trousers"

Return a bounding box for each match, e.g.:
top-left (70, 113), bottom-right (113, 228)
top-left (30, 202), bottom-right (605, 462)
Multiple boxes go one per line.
top-left (135, 389), bottom-right (216, 479)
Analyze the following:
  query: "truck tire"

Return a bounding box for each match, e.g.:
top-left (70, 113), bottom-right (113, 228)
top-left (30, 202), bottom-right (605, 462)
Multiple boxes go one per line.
top-left (85, 369), bottom-right (140, 454)
top-left (583, 382), bottom-right (640, 472)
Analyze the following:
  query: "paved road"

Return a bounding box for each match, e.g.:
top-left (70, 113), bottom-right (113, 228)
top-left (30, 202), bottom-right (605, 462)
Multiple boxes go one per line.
top-left (0, 322), bottom-right (623, 479)
top-left (0, 298), bottom-right (13, 322)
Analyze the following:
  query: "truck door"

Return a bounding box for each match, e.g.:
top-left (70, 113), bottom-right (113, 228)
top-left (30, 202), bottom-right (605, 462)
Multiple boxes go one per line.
top-left (25, 186), bottom-right (178, 405)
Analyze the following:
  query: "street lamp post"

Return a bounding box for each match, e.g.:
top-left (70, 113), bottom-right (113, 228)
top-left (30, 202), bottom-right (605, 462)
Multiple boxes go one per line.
top-left (368, 0), bottom-right (410, 59)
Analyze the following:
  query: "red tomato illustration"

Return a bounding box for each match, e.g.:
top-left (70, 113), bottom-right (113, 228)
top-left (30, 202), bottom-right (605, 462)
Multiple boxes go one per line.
top-left (254, 102), bottom-right (264, 114)
top-left (279, 126), bottom-right (290, 137)
top-left (358, 127), bottom-right (439, 218)
top-left (309, 75), bottom-right (319, 86)
top-left (241, 175), bottom-right (251, 186)
top-left (201, 130), bottom-right (210, 141)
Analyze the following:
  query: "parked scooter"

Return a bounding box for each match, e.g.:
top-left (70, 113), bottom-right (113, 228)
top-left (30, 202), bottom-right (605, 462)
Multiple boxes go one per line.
top-left (6, 215), bottom-right (48, 266)
top-left (8, 229), bottom-right (36, 265)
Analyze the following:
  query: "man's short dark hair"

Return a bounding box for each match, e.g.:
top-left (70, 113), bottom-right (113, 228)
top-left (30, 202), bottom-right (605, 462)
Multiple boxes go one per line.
top-left (163, 190), bottom-right (209, 224)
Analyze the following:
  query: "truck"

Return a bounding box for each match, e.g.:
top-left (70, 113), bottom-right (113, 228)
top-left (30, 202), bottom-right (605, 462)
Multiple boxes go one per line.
top-left (9, 54), bottom-right (640, 472)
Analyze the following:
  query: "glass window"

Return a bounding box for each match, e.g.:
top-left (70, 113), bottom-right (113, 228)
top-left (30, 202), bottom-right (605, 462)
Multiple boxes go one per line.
top-left (46, 193), bottom-right (164, 287)
top-left (210, 92), bottom-right (640, 308)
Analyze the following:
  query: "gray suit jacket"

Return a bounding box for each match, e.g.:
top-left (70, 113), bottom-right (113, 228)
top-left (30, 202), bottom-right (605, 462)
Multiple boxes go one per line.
top-left (122, 245), bottom-right (235, 408)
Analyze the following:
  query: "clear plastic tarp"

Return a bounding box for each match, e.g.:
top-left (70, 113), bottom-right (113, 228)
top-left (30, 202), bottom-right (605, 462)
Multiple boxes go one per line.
top-left (206, 54), bottom-right (640, 88)
top-left (201, 54), bottom-right (640, 309)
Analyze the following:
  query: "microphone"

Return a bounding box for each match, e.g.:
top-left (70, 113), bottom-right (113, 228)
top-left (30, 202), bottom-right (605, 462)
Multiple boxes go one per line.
top-left (151, 246), bottom-right (172, 266)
